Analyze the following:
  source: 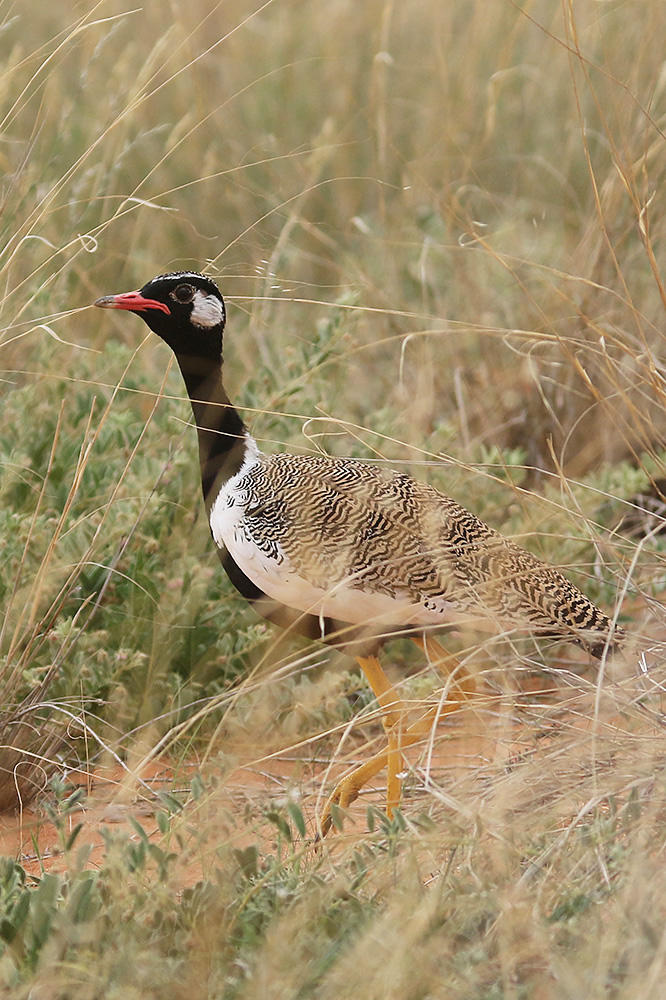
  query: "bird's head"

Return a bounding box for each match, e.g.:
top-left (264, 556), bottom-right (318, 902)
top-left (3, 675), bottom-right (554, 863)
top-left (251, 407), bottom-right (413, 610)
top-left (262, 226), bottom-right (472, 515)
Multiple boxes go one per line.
top-left (94, 271), bottom-right (226, 360)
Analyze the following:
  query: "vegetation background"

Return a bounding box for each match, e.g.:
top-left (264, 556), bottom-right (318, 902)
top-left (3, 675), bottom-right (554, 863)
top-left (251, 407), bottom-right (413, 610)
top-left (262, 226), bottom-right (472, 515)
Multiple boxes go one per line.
top-left (1, 0), bottom-right (666, 996)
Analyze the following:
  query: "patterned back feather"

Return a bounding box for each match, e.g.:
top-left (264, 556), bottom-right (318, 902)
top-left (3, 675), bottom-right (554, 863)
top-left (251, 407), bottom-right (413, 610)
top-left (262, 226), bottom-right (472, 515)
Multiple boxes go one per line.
top-left (222, 451), bottom-right (622, 658)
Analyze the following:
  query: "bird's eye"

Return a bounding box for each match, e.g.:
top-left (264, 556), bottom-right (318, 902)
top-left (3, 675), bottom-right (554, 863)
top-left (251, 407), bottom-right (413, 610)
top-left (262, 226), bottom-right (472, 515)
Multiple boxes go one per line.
top-left (172, 284), bottom-right (195, 303)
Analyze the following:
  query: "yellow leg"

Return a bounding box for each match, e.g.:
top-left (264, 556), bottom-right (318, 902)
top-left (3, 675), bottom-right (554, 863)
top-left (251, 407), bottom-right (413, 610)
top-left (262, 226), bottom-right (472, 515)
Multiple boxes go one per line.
top-left (413, 634), bottom-right (476, 697)
top-left (355, 655), bottom-right (406, 819)
top-left (317, 638), bottom-right (475, 838)
top-left (319, 696), bottom-right (463, 836)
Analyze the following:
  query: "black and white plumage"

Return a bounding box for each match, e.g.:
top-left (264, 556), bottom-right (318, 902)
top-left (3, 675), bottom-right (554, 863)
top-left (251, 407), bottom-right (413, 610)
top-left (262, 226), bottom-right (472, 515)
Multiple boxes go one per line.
top-left (94, 271), bottom-right (625, 832)
top-left (211, 448), bottom-right (621, 654)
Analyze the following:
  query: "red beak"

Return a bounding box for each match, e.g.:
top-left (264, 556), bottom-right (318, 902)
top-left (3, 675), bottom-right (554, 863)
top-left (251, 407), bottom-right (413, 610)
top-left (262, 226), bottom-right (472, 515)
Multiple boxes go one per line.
top-left (93, 291), bottom-right (171, 314)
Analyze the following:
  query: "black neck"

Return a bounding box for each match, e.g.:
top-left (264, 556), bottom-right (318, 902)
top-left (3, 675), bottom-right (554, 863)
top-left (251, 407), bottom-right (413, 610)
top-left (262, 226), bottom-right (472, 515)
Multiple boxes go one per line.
top-left (175, 355), bottom-right (248, 513)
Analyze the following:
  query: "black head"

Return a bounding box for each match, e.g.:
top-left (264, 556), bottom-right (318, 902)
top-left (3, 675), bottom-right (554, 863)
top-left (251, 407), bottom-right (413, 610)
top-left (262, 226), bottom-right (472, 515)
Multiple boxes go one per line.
top-left (94, 271), bottom-right (226, 360)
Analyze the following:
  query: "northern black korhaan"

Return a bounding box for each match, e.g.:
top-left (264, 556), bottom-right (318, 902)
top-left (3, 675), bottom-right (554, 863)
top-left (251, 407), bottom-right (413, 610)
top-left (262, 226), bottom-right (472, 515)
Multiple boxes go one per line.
top-left (95, 271), bottom-right (625, 835)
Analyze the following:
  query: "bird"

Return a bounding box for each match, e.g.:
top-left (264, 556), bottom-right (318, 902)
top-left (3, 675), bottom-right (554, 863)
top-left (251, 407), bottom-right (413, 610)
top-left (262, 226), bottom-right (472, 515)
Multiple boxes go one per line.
top-left (94, 271), bottom-right (625, 836)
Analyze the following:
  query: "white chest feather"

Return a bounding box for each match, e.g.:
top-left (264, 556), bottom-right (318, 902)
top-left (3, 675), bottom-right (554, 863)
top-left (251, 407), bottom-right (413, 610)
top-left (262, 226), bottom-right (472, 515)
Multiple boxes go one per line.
top-left (208, 443), bottom-right (459, 631)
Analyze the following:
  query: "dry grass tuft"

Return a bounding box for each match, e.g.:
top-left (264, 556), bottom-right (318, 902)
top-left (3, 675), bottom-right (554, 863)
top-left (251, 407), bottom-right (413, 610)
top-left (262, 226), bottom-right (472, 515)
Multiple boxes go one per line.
top-left (1, 0), bottom-right (666, 995)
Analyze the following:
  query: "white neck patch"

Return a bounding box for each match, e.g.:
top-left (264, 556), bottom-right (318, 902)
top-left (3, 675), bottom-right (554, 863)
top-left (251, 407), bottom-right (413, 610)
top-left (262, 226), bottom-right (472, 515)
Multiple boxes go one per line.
top-left (190, 289), bottom-right (224, 329)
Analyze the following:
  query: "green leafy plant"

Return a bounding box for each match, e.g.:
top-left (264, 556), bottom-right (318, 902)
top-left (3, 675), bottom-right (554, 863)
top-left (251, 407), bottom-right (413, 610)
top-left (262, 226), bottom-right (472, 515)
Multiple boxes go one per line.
top-left (1, 1), bottom-right (666, 997)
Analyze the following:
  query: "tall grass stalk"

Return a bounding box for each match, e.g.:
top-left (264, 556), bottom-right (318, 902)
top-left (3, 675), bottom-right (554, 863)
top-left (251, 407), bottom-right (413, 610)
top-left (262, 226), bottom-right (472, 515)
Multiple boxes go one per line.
top-left (1, 0), bottom-right (666, 995)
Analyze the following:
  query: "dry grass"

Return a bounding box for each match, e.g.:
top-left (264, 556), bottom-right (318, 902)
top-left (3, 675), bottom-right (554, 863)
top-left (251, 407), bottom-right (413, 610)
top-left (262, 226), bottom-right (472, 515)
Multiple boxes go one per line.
top-left (1, 0), bottom-right (666, 995)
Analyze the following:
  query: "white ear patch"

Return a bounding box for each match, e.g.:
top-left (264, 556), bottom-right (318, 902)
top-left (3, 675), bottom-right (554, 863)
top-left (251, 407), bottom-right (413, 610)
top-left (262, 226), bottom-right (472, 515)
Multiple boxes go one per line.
top-left (190, 289), bottom-right (224, 329)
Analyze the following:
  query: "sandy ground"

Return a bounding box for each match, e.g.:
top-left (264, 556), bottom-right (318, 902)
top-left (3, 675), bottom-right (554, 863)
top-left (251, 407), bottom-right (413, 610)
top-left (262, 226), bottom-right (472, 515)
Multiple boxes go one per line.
top-left (0, 666), bottom-right (634, 884)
